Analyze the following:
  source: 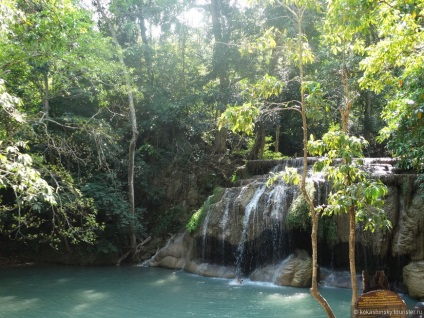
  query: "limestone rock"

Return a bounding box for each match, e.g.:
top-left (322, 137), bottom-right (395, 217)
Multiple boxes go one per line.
top-left (185, 261), bottom-right (236, 279)
top-left (392, 190), bottom-right (424, 260)
top-left (146, 232), bottom-right (194, 269)
top-left (250, 250), bottom-right (312, 287)
top-left (358, 186), bottom-right (399, 257)
top-left (403, 261), bottom-right (424, 300)
top-left (335, 214), bottom-right (350, 243)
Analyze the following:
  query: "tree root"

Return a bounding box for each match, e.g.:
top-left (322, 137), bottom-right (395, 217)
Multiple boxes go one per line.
top-left (116, 236), bottom-right (152, 266)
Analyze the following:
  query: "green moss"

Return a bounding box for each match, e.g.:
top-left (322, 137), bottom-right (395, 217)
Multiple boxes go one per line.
top-left (287, 194), bottom-right (310, 230)
top-left (286, 182), bottom-right (338, 247)
top-left (318, 216), bottom-right (338, 248)
top-left (287, 182), bottom-right (315, 231)
top-left (186, 187), bottom-right (224, 233)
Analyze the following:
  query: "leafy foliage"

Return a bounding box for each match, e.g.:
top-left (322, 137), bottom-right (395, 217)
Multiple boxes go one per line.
top-left (309, 129), bottom-right (391, 232)
top-left (218, 103), bottom-right (260, 135)
top-left (286, 181), bottom-right (315, 230)
top-left (186, 187), bottom-right (223, 233)
top-left (0, 141), bottom-right (55, 211)
top-left (0, 0), bottom-right (423, 265)
top-left (268, 166), bottom-right (301, 187)
top-left (80, 176), bottom-right (142, 252)
top-left (324, 0), bottom-right (424, 170)
top-left (0, 142), bottom-right (103, 245)
top-left (318, 215), bottom-right (338, 248)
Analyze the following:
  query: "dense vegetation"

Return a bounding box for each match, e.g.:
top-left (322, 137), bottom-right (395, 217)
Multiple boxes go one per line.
top-left (1, 0), bottom-right (423, 265)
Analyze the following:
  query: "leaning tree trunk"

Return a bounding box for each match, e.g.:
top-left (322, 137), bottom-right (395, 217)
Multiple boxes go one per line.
top-left (341, 51), bottom-right (359, 310)
top-left (290, 3), bottom-right (336, 317)
top-left (95, 0), bottom-right (139, 260)
top-left (349, 205), bottom-right (358, 308)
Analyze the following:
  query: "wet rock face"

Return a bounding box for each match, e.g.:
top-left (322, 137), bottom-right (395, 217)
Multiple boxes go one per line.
top-left (192, 178), bottom-right (297, 273)
top-left (392, 190), bottom-right (424, 260)
top-left (250, 250), bottom-right (312, 287)
top-left (403, 261), bottom-right (424, 300)
top-left (146, 232), bottom-right (194, 269)
top-left (147, 158), bottom-right (424, 298)
top-left (145, 232), bottom-right (237, 278)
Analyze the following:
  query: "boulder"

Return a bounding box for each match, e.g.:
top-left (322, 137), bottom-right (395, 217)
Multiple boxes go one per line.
top-left (403, 261), bottom-right (424, 300)
top-left (146, 232), bottom-right (194, 269)
top-left (250, 250), bottom-right (312, 287)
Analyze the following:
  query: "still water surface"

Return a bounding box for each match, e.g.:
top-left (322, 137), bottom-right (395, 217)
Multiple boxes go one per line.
top-left (0, 265), bottom-right (410, 317)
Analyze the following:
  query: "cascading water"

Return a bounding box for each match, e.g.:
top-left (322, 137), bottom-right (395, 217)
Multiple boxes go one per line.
top-left (145, 158), bottom-right (423, 294)
top-left (219, 191), bottom-right (234, 264)
top-left (235, 183), bottom-right (266, 275)
top-left (264, 181), bottom-right (290, 263)
top-left (201, 204), bottom-right (213, 261)
top-left (197, 162), bottom-right (307, 275)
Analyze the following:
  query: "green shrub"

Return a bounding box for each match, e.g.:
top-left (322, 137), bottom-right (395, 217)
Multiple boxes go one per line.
top-left (154, 206), bottom-right (183, 235)
top-left (186, 187), bottom-right (223, 233)
top-left (263, 136), bottom-right (285, 160)
top-left (287, 194), bottom-right (310, 230)
top-left (318, 216), bottom-right (338, 248)
top-left (231, 136), bottom-right (286, 159)
top-left (286, 182), bottom-right (315, 230)
top-left (287, 185), bottom-right (338, 247)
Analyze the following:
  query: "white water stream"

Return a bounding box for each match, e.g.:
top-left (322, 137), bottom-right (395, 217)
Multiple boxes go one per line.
top-left (235, 183), bottom-right (266, 274)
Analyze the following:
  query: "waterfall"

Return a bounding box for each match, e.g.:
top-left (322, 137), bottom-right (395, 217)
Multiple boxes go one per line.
top-left (265, 181), bottom-right (289, 263)
top-left (220, 191), bottom-right (234, 264)
top-left (266, 181), bottom-right (288, 219)
top-left (201, 205), bottom-right (213, 261)
top-left (235, 183), bottom-right (266, 275)
top-left (144, 158), bottom-right (422, 290)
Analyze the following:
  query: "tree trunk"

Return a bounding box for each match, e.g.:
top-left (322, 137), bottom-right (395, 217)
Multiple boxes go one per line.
top-left (210, 0), bottom-right (230, 154)
top-left (310, 211), bottom-right (336, 318)
top-left (41, 69), bottom-right (56, 164)
top-left (364, 90), bottom-right (372, 139)
top-left (340, 59), bottom-right (352, 133)
top-left (214, 127), bottom-right (228, 154)
top-left (138, 9), bottom-right (154, 86)
top-left (341, 43), bottom-right (359, 313)
top-left (95, 0), bottom-right (139, 260)
top-left (43, 70), bottom-right (49, 119)
top-left (275, 125), bottom-right (280, 153)
top-left (248, 121), bottom-right (265, 160)
top-left (349, 206), bottom-right (358, 309)
top-left (290, 3), bottom-right (335, 317)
